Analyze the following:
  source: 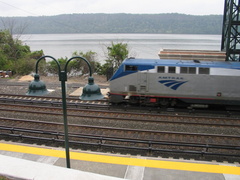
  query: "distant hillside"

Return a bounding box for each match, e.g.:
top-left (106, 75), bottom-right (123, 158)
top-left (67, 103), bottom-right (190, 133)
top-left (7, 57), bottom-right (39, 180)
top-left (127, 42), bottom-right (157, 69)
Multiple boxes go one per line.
top-left (0, 13), bottom-right (223, 34)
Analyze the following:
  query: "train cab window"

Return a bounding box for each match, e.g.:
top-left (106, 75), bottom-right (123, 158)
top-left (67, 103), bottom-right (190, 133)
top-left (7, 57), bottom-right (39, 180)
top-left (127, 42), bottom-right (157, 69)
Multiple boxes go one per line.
top-left (157, 66), bottom-right (165, 73)
top-left (199, 67), bottom-right (210, 74)
top-left (189, 67), bottom-right (196, 74)
top-left (180, 67), bottom-right (196, 74)
top-left (169, 66), bottom-right (176, 73)
top-left (125, 65), bottom-right (138, 71)
top-left (180, 67), bottom-right (188, 74)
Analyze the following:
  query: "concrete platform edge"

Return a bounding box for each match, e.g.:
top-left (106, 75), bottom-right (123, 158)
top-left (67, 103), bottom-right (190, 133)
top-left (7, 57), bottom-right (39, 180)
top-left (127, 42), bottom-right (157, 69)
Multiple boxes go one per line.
top-left (0, 154), bottom-right (123, 180)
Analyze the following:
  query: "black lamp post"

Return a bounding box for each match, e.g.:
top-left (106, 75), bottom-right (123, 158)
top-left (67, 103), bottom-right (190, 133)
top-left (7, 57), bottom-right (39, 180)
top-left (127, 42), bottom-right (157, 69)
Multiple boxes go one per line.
top-left (26, 55), bottom-right (104, 168)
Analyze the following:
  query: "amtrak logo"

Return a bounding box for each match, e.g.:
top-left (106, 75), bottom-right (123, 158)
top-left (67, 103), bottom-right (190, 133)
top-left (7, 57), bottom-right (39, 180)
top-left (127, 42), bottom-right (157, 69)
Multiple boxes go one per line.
top-left (159, 80), bottom-right (187, 90)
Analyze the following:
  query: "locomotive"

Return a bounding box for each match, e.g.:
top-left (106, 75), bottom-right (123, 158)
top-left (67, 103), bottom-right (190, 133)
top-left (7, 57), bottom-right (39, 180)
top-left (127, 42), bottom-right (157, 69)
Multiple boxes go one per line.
top-left (108, 58), bottom-right (240, 108)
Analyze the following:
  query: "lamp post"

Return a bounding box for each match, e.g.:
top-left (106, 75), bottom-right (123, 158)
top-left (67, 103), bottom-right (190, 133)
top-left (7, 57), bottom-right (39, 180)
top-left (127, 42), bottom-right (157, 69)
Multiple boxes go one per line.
top-left (26, 55), bottom-right (104, 168)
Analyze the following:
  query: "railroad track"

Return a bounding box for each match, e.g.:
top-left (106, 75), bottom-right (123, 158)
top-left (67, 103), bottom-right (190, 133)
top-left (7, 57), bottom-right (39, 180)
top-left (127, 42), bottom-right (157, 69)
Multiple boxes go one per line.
top-left (0, 103), bottom-right (240, 129)
top-left (0, 94), bottom-right (240, 161)
top-left (1, 93), bottom-right (240, 117)
top-left (1, 116), bottom-right (239, 145)
top-left (0, 93), bottom-right (109, 108)
top-left (0, 117), bottom-right (239, 162)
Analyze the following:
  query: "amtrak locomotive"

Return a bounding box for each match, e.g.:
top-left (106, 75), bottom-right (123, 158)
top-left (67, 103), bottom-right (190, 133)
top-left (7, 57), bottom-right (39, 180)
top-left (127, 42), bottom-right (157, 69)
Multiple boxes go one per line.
top-left (108, 58), bottom-right (240, 108)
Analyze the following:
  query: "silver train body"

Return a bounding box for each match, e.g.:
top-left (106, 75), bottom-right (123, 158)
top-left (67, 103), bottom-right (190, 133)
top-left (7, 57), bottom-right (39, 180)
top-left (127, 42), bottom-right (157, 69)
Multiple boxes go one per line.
top-left (109, 58), bottom-right (240, 107)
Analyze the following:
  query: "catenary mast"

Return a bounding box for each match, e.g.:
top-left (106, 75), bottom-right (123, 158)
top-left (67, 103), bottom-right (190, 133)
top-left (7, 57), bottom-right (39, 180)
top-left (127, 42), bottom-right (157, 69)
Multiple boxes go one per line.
top-left (221, 0), bottom-right (240, 61)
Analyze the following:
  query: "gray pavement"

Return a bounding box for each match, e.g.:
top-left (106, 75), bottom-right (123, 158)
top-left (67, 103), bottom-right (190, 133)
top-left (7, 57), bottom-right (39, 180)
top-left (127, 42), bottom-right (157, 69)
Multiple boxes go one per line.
top-left (0, 142), bottom-right (239, 180)
top-left (0, 154), bottom-right (122, 180)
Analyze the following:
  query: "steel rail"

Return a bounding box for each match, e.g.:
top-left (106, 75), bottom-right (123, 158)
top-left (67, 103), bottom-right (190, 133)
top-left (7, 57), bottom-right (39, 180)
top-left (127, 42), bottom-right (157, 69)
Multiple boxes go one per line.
top-left (0, 117), bottom-right (240, 141)
top-left (0, 104), bottom-right (239, 128)
top-left (2, 93), bottom-right (240, 117)
top-left (0, 125), bottom-right (239, 158)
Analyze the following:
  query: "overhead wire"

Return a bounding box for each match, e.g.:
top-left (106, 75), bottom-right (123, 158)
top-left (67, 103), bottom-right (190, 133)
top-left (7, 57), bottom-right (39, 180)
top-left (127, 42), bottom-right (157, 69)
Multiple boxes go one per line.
top-left (0, 0), bottom-right (80, 33)
top-left (0, 0), bottom-right (38, 16)
top-left (0, 0), bottom-right (155, 59)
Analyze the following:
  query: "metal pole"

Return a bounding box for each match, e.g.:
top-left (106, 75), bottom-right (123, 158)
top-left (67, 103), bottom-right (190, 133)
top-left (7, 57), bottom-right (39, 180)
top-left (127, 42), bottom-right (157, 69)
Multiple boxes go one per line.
top-left (60, 71), bottom-right (71, 168)
top-left (32, 55), bottom-right (98, 169)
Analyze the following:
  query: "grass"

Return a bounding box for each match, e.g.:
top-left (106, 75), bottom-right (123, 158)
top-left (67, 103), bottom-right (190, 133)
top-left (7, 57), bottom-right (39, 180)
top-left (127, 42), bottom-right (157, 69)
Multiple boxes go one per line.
top-left (0, 176), bottom-right (10, 180)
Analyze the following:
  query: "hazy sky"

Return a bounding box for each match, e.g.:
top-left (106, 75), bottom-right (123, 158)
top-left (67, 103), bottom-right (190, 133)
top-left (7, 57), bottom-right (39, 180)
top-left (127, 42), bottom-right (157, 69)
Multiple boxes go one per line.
top-left (0, 0), bottom-right (224, 17)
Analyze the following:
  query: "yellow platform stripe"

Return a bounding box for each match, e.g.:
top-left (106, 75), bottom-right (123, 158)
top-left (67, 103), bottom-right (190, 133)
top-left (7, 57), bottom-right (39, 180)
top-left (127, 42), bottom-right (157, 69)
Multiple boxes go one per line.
top-left (0, 142), bottom-right (239, 175)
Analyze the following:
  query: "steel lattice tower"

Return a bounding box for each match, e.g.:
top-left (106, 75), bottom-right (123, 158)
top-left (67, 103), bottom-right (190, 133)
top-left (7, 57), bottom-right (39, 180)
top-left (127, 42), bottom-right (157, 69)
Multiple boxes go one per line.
top-left (221, 0), bottom-right (240, 61)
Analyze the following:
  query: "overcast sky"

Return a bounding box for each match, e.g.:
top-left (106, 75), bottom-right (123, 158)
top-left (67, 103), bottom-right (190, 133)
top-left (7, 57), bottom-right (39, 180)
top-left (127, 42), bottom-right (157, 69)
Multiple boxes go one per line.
top-left (0, 0), bottom-right (224, 17)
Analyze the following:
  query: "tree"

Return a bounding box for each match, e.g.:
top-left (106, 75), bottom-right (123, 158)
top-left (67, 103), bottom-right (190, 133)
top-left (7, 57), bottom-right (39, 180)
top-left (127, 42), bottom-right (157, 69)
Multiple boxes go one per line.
top-left (16, 50), bottom-right (45, 75)
top-left (0, 30), bottom-right (44, 75)
top-left (46, 51), bottom-right (100, 76)
top-left (46, 57), bottom-right (68, 75)
top-left (0, 30), bottom-right (29, 60)
top-left (1, 17), bottom-right (29, 38)
top-left (100, 42), bottom-right (129, 78)
top-left (71, 51), bottom-right (100, 75)
top-left (106, 42), bottom-right (129, 69)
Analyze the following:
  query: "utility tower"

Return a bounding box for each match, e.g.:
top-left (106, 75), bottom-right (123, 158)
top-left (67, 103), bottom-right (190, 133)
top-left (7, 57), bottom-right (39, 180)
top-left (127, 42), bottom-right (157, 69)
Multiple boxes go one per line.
top-left (221, 0), bottom-right (240, 61)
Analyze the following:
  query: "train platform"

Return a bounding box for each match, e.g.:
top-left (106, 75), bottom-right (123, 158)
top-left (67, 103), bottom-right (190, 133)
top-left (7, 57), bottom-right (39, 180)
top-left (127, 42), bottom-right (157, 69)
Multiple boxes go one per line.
top-left (0, 140), bottom-right (239, 180)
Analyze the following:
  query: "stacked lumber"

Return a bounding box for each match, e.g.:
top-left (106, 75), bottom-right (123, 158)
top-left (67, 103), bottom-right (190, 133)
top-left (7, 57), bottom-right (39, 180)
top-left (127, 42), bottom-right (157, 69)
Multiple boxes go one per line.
top-left (158, 49), bottom-right (226, 61)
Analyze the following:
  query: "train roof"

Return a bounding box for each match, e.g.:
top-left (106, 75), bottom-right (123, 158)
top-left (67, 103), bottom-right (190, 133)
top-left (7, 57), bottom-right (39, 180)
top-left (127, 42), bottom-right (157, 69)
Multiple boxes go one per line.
top-left (123, 58), bottom-right (240, 69)
top-left (109, 58), bottom-right (240, 81)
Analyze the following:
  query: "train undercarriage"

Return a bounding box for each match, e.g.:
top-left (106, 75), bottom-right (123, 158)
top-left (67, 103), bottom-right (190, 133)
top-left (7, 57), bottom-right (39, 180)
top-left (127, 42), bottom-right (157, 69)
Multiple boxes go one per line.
top-left (109, 93), bottom-right (240, 109)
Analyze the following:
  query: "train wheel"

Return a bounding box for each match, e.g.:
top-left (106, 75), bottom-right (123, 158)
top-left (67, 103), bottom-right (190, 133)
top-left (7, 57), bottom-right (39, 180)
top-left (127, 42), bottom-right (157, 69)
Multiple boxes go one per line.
top-left (159, 98), bottom-right (170, 107)
top-left (129, 96), bottom-right (139, 104)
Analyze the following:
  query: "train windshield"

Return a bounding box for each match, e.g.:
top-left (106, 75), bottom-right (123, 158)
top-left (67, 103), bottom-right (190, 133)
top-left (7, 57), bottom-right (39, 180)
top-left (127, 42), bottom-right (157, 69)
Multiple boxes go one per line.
top-left (125, 65), bottom-right (138, 71)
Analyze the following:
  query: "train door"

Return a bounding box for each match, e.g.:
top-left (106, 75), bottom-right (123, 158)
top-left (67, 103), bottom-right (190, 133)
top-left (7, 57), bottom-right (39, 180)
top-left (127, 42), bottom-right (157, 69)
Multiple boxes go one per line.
top-left (138, 72), bottom-right (148, 93)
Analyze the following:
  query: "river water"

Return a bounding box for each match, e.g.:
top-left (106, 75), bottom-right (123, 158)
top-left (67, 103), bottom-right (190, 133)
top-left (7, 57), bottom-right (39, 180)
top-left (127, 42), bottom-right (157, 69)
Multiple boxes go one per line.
top-left (20, 33), bottom-right (222, 64)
